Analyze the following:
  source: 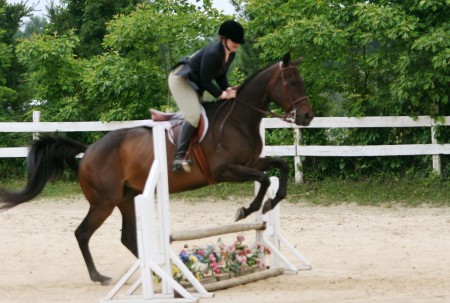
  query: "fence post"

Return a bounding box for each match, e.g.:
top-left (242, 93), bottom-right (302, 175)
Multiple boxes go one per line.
top-left (259, 119), bottom-right (266, 157)
top-left (431, 121), bottom-right (441, 176)
top-left (294, 128), bottom-right (303, 184)
top-left (32, 111), bottom-right (41, 140)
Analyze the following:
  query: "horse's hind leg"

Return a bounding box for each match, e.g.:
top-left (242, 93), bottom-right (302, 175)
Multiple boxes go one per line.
top-left (117, 189), bottom-right (138, 257)
top-left (75, 205), bottom-right (114, 285)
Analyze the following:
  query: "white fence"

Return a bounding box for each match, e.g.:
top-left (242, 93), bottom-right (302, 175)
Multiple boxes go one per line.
top-left (261, 116), bottom-right (450, 181)
top-left (0, 111), bottom-right (449, 181)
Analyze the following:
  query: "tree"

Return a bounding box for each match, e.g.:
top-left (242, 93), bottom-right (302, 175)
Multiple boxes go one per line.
top-left (15, 0), bottom-right (226, 122)
top-left (47, 0), bottom-right (145, 58)
top-left (82, 0), bottom-right (223, 120)
top-left (245, 0), bottom-right (449, 117)
top-left (16, 31), bottom-right (83, 120)
top-left (0, 0), bottom-right (31, 117)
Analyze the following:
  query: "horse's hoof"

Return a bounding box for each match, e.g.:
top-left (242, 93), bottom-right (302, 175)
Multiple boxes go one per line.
top-left (235, 207), bottom-right (246, 221)
top-left (262, 199), bottom-right (272, 214)
top-left (101, 277), bottom-right (113, 286)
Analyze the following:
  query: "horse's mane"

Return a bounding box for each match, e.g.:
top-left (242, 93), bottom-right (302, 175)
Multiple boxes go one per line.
top-left (237, 62), bottom-right (275, 94)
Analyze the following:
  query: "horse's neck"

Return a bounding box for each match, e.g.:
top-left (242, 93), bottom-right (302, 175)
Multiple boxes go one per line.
top-left (234, 68), bottom-right (273, 124)
top-left (234, 94), bottom-right (266, 128)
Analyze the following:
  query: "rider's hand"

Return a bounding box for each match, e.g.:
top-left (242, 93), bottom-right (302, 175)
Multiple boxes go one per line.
top-left (220, 89), bottom-right (236, 100)
top-left (227, 87), bottom-right (237, 99)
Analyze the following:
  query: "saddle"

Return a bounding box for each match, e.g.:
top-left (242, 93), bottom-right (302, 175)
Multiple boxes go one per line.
top-left (149, 108), bottom-right (214, 184)
top-left (150, 108), bottom-right (208, 145)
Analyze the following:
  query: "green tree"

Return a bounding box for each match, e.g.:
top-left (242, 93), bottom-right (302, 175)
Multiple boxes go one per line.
top-left (93, 0), bottom-right (223, 119)
top-left (16, 31), bottom-right (83, 120)
top-left (47, 0), bottom-right (145, 58)
top-left (0, 0), bottom-right (31, 117)
top-left (16, 1), bottom-right (226, 122)
top-left (245, 0), bottom-right (449, 117)
top-left (0, 7), bottom-right (15, 109)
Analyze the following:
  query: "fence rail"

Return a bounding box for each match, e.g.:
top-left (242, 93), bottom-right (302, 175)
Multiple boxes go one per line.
top-left (261, 116), bottom-right (449, 181)
top-left (1, 111), bottom-right (449, 181)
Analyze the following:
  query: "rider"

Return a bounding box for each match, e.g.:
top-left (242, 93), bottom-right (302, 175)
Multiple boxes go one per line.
top-left (168, 20), bottom-right (245, 172)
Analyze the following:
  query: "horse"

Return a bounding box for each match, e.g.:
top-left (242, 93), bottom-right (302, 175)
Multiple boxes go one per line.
top-left (0, 52), bottom-right (314, 286)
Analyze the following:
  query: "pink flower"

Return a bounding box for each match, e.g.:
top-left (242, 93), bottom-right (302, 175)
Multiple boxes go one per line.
top-left (214, 267), bottom-right (221, 274)
top-left (240, 256), bottom-right (247, 264)
top-left (209, 254), bottom-right (216, 262)
top-left (237, 235), bottom-right (245, 242)
top-left (198, 249), bottom-right (205, 257)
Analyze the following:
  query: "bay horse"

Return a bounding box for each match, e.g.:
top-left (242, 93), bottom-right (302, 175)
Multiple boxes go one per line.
top-left (0, 52), bottom-right (314, 285)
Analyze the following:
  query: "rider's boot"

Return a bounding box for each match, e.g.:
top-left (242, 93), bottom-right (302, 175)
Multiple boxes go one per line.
top-left (172, 121), bottom-right (197, 173)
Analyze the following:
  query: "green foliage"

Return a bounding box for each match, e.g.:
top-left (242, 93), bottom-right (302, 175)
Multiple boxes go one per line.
top-left (47, 0), bottom-right (145, 58)
top-left (246, 0), bottom-right (449, 117)
top-left (16, 31), bottom-right (81, 112)
top-left (81, 51), bottom-right (160, 120)
top-left (0, 0), bottom-right (32, 116)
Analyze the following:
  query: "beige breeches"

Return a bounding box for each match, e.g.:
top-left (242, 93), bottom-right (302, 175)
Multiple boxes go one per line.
top-left (168, 65), bottom-right (202, 127)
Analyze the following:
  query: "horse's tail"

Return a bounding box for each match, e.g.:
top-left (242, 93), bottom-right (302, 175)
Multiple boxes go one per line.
top-left (0, 135), bottom-right (87, 210)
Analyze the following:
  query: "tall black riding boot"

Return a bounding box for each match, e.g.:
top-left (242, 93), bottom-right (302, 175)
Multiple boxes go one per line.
top-left (172, 121), bottom-right (197, 172)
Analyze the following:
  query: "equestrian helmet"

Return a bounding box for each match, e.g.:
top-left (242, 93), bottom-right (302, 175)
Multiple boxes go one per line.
top-left (218, 20), bottom-right (245, 44)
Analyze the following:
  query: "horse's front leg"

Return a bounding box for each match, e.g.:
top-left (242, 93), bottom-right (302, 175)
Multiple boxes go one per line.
top-left (253, 157), bottom-right (290, 215)
top-left (214, 157), bottom-right (289, 221)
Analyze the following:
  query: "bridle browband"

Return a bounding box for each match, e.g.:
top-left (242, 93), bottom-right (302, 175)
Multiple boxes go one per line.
top-left (236, 61), bottom-right (309, 122)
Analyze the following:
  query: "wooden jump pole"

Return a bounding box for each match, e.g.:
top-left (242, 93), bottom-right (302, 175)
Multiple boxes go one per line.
top-left (171, 222), bottom-right (266, 242)
top-left (188, 267), bottom-right (284, 293)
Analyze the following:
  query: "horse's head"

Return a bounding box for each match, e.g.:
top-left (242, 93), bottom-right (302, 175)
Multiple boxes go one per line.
top-left (266, 53), bottom-right (314, 126)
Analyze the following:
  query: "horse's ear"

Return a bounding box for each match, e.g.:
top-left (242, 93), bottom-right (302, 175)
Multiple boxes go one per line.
top-left (282, 52), bottom-right (291, 66)
top-left (292, 57), bottom-right (304, 66)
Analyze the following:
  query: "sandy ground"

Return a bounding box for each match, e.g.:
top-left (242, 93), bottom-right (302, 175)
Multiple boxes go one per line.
top-left (0, 196), bottom-right (450, 303)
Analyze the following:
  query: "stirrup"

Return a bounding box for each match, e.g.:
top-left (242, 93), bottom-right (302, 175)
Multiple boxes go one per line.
top-left (172, 159), bottom-right (192, 173)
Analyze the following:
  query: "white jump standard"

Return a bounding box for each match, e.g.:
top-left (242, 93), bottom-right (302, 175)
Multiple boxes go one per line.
top-left (102, 126), bottom-right (310, 302)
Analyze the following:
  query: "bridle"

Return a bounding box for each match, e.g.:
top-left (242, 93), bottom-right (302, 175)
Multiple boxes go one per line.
top-left (236, 61), bottom-right (309, 122)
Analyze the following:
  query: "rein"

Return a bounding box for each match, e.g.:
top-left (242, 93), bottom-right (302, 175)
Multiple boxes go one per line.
top-left (236, 61), bottom-right (309, 122)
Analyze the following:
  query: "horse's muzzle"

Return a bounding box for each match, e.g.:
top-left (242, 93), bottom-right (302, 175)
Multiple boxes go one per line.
top-left (296, 111), bottom-right (314, 126)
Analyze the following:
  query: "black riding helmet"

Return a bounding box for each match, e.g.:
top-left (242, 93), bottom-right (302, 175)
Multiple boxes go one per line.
top-left (218, 20), bottom-right (245, 44)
